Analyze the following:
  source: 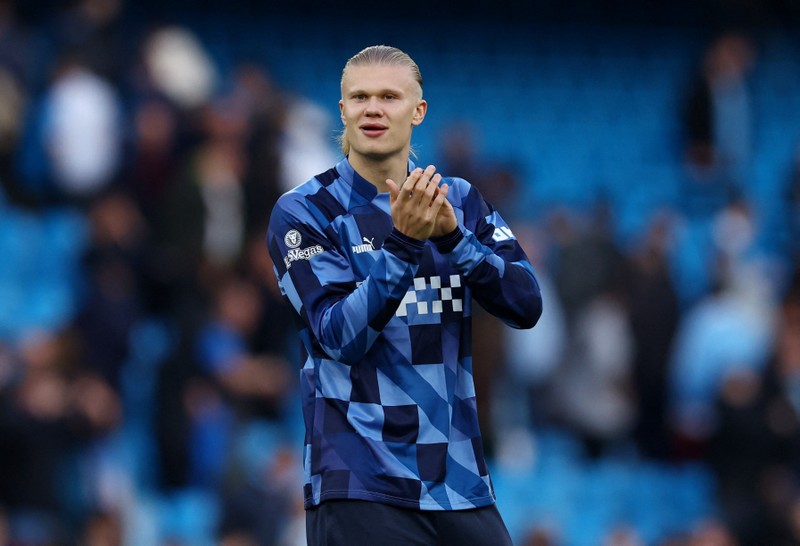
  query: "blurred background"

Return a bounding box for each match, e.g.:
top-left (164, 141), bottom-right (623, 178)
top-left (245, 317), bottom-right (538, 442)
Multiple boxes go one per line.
top-left (1, 0), bottom-right (800, 544)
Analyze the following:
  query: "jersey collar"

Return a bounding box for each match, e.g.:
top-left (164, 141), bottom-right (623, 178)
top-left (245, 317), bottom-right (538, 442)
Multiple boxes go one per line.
top-left (338, 157), bottom-right (417, 202)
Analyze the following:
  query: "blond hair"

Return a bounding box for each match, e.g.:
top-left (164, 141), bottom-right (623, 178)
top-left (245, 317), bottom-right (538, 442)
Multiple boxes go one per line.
top-left (338, 45), bottom-right (423, 156)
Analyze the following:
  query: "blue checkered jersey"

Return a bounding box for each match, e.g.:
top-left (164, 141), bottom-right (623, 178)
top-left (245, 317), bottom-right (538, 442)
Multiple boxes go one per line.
top-left (267, 157), bottom-right (542, 511)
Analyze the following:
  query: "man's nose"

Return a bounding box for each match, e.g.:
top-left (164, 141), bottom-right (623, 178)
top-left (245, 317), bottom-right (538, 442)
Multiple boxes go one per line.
top-left (365, 97), bottom-right (382, 115)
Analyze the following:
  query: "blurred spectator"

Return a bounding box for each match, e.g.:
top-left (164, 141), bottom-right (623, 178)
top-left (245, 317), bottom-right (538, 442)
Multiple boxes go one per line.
top-left (145, 145), bottom-right (206, 306)
top-left (669, 200), bottom-right (777, 458)
top-left (604, 524), bottom-right (644, 546)
top-left (277, 95), bottom-right (338, 194)
top-left (195, 136), bottom-right (246, 269)
top-left (520, 525), bottom-right (559, 546)
top-left (80, 509), bottom-right (123, 546)
top-left (786, 142), bottom-right (800, 262)
top-left (20, 56), bottom-right (123, 203)
top-left (438, 121), bottom-right (483, 184)
top-left (627, 212), bottom-right (682, 459)
top-left (217, 444), bottom-right (299, 546)
top-left (706, 268), bottom-right (800, 544)
top-left (669, 193), bottom-right (772, 307)
top-left (146, 82), bottom-right (255, 290)
top-left (438, 122), bottom-right (519, 218)
top-left (143, 106), bottom-right (244, 315)
top-left (0, 0), bottom-right (35, 87)
top-left (0, 328), bottom-right (121, 544)
top-left (687, 519), bottom-right (739, 546)
top-left (127, 97), bottom-right (181, 225)
top-left (471, 302), bottom-right (508, 457)
top-left (235, 63), bottom-right (287, 239)
top-left (50, 0), bottom-right (128, 87)
top-left (195, 275), bottom-right (290, 422)
top-left (478, 165), bottom-right (521, 220)
top-left (220, 530), bottom-right (259, 546)
top-left (241, 233), bottom-right (297, 370)
top-left (176, 272), bottom-right (292, 492)
top-left (181, 372), bottom-right (233, 490)
top-left (707, 368), bottom-right (773, 541)
top-left (495, 224), bottom-right (566, 466)
top-left (0, 341), bottom-right (13, 392)
top-left (548, 204), bottom-right (625, 325)
top-left (141, 25), bottom-right (217, 111)
top-left (681, 32), bottom-right (756, 216)
top-left (784, 497), bottom-right (800, 545)
top-left (0, 66), bottom-right (27, 204)
top-left (154, 350), bottom-right (195, 491)
top-left (542, 202), bottom-right (634, 457)
top-left (75, 190), bottom-right (149, 390)
top-left (550, 275), bottom-right (636, 457)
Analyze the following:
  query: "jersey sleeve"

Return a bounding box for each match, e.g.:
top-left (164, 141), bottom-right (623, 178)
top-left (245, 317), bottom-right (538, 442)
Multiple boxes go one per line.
top-left (432, 181), bottom-right (543, 329)
top-left (267, 193), bottom-right (424, 365)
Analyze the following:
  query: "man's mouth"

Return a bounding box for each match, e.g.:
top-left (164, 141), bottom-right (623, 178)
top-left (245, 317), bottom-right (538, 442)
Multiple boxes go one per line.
top-left (360, 124), bottom-right (388, 137)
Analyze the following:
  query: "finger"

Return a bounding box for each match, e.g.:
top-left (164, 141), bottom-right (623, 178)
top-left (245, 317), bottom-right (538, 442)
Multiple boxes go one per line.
top-left (412, 165), bottom-right (435, 190)
top-left (429, 173), bottom-right (443, 196)
top-left (431, 182), bottom-right (449, 211)
top-left (425, 173), bottom-right (443, 206)
top-left (401, 168), bottom-right (423, 195)
top-left (386, 178), bottom-right (399, 203)
top-left (411, 165), bottom-right (436, 202)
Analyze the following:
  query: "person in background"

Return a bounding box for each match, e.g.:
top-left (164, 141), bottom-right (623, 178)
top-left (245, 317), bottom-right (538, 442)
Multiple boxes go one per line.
top-left (681, 32), bottom-right (755, 217)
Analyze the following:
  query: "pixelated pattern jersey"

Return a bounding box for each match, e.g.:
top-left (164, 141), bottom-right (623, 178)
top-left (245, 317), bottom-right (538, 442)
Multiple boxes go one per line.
top-left (267, 158), bottom-right (542, 511)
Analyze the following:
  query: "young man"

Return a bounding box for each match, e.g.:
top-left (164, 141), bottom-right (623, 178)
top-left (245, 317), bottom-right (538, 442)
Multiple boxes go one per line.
top-left (267, 45), bottom-right (542, 545)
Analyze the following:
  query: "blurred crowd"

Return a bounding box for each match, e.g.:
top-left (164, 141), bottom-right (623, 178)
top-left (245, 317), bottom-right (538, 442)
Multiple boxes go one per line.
top-left (0, 0), bottom-right (335, 544)
top-left (0, 1), bottom-right (799, 545)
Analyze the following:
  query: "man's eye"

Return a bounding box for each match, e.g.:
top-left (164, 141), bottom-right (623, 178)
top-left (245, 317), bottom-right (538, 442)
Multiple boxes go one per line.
top-left (353, 94), bottom-right (366, 101)
top-left (384, 94), bottom-right (396, 100)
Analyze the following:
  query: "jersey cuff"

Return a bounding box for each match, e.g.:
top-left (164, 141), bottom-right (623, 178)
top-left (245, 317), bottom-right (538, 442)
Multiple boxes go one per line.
top-left (430, 227), bottom-right (464, 254)
top-left (383, 228), bottom-right (425, 263)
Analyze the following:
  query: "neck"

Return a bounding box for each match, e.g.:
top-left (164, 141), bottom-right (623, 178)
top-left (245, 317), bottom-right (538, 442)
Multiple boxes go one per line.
top-left (348, 151), bottom-right (409, 194)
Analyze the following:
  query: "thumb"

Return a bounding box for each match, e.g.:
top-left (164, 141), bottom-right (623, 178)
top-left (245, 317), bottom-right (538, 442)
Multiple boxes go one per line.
top-left (386, 179), bottom-right (399, 203)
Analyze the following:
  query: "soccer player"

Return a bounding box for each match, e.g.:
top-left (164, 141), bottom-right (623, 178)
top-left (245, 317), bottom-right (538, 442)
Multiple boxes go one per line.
top-left (267, 45), bottom-right (542, 545)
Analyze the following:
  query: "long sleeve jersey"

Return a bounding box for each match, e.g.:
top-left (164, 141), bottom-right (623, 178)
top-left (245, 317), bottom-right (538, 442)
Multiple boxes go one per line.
top-left (267, 157), bottom-right (542, 511)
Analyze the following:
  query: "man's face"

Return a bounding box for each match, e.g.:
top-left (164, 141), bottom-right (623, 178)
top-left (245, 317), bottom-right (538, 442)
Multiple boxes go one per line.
top-left (339, 63), bottom-right (426, 163)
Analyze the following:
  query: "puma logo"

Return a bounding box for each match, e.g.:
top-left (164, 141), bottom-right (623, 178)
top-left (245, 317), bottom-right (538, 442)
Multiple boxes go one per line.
top-left (352, 236), bottom-right (376, 254)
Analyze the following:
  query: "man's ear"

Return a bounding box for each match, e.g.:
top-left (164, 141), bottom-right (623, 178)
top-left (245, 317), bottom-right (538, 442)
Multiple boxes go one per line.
top-left (339, 99), bottom-right (346, 124)
top-left (411, 99), bottom-right (427, 126)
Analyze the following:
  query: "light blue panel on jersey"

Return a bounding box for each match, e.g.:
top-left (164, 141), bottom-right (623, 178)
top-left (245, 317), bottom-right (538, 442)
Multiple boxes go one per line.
top-left (448, 439), bottom-right (482, 477)
top-left (376, 368), bottom-right (418, 406)
top-left (445, 482), bottom-right (480, 509)
top-left (413, 363), bottom-right (449, 402)
top-left (317, 359), bottom-right (353, 401)
top-left (279, 270), bottom-right (304, 314)
top-left (416, 407), bottom-right (449, 444)
top-left (419, 481), bottom-right (451, 511)
top-left (347, 402), bottom-right (385, 441)
top-left (454, 364), bottom-right (476, 400)
top-left (364, 438), bottom-right (420, 479)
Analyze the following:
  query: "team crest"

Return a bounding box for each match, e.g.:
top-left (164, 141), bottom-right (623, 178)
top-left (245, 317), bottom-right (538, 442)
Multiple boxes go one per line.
top-left (284, 229), bottom-right (302, 248)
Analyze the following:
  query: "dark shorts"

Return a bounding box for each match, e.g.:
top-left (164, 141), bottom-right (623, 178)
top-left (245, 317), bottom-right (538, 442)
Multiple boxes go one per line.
top-left (305, 499), bottom-right (514, 546)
